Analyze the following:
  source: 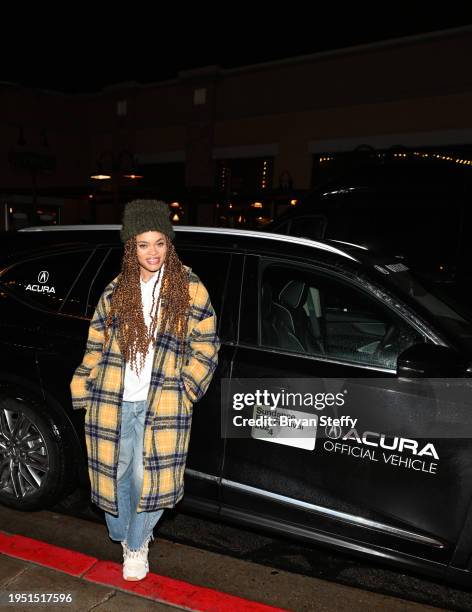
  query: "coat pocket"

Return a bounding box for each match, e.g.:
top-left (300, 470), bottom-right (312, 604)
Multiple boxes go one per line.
top-left (150, 412), bottom-right (193, 466)
top-left (151, 414), bottom-right (192, 431)
top-left (84, 377), bottom-right (96, 413)
top-left (85, 377), bottom-right (96, 393)
top-left (84, 362), bottom-right (103, 413)
top-left (85, 363), bottom-right (101, 391)
top-left (179, 379), bottom-right (193, 415)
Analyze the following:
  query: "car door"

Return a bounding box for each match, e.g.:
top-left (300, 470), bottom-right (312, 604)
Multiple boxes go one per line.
top-left (175, 246), bottom-right (240, 513)
top-left (1, 247), bottom-right (99, 396)
top-left (33, 248), bottom-right (113, 435)
top-left (221, 254), bottom-right (472, 564)
top-left (0, 248), bottom-right (95, 420)
top-left (82, 243), bottom-right (241, 511)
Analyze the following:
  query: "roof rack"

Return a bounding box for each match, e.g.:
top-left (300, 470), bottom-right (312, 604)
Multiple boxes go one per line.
top-left (19, 224), bottom-right (120, 232)
top-left (18, 224), bottom-right (358, 262)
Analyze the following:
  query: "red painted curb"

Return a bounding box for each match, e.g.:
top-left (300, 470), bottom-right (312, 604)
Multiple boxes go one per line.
top-left (0, 532), bottom-right (97, 576)
top-left (84, 560), bottom-right (289, 612)
top-left (0, 531), bottom-right (290, 611)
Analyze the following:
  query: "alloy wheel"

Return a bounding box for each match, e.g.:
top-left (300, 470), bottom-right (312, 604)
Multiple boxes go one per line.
top-left (0, 407), bottom-right (49, 499)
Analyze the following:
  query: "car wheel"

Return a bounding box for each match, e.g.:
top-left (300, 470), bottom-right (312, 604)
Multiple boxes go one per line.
top-left (0, 396), bottom-right (67, 510)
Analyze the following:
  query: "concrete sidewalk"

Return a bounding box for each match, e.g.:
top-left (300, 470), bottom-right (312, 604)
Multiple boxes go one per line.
top-left (1, 553), bottom-right (175, 611)
top-left (0, 506), bottom-right (445, 612)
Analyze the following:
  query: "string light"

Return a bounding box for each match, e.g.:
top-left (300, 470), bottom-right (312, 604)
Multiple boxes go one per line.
top-left (388, 151), bottom-right (472, 167)
top-left (261, 159), bottom-right (270, 189)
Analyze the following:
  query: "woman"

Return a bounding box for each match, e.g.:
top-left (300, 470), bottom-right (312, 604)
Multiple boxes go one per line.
top-left (70, 199), bottom-right (220, 581)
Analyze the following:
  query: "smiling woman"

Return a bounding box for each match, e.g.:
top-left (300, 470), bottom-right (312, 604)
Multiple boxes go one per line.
top-left (136, 231), bottom-right (168, 281)
top-left (106, 202), bottom-right (190, 374)
top-left (70, 199), bottom-right (220, 581)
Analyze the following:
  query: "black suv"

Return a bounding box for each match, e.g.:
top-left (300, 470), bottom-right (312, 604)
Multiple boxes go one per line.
top-left (265, 161), bottom-right (472, 294)
top-left (1, 224), bottom-right (472, 586)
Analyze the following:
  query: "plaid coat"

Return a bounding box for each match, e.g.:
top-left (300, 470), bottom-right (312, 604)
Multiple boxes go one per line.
top-left (70, 265), bottom-right (220, 514)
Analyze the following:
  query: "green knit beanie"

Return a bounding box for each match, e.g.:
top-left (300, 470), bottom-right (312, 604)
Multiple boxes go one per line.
top-left (120, 199), bottom-right (175, 243)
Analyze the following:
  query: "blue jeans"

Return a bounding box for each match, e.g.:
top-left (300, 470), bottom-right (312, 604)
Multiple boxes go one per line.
top-left (105, 400), bottom-right (164, 550)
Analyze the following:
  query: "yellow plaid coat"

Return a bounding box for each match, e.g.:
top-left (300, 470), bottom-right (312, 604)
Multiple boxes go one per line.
top-left (70, 265), bottom-right (220, 514)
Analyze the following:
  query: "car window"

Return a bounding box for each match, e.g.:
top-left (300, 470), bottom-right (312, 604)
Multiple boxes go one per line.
top-left (85, 247), bottom-right (231, 324)
top-left (260, 263), bottom-right (425, 369)
top-left (60, 248), bottom-right (111, 316)
top-left (86, 247), bottom-right (123, 316)
top-left (178, 249), bottom-right (231, 319)
top-left (0, 250), bottom-right (92, 313)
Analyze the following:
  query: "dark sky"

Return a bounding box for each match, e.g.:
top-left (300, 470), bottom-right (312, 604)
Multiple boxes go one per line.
top-left (4, 15), bottom-right (472, 94)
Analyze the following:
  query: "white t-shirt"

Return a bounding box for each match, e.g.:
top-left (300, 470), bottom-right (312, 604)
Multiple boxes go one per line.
top-left (122, 266), bottom-right (164, 402)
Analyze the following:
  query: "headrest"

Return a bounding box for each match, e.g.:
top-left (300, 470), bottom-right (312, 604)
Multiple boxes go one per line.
top-left (278, 281), bottom-right (306, 309)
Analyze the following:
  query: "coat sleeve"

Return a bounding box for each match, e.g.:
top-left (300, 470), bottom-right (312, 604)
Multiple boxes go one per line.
top-left (181, 280), bottom-right (220, 404)
top-left (70, 291), bottom-right (109, 410)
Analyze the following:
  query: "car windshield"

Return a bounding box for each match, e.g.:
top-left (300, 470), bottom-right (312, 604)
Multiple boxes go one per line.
top-left (284, 189), bottom-right (469, 279)
top-left (381, 266), bottom-right (472, 350)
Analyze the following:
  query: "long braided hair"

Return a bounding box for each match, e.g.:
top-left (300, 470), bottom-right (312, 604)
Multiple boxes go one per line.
top-left (104, 235), bottom-right (190, 373)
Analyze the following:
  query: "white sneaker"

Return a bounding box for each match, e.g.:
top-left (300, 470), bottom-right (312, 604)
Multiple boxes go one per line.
top-left (122, 538), bottom-right (150, 581)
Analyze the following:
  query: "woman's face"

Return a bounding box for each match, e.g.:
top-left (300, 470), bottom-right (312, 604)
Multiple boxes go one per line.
top-left (135, 231), bottom-right (167, 280)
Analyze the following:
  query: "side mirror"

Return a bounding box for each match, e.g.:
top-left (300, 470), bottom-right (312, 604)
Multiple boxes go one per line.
top-left (397, 344), bottom-right (467, 378)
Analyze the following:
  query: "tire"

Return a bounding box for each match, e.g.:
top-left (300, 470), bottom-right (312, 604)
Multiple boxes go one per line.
top-left (0, 395), bottom-right (68, 510)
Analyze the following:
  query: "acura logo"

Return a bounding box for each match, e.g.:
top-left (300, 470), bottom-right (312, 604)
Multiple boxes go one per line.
top-left (325, 424), bottom-right (342, 440)
top-left (38, 271), bottom-right (49, 284)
